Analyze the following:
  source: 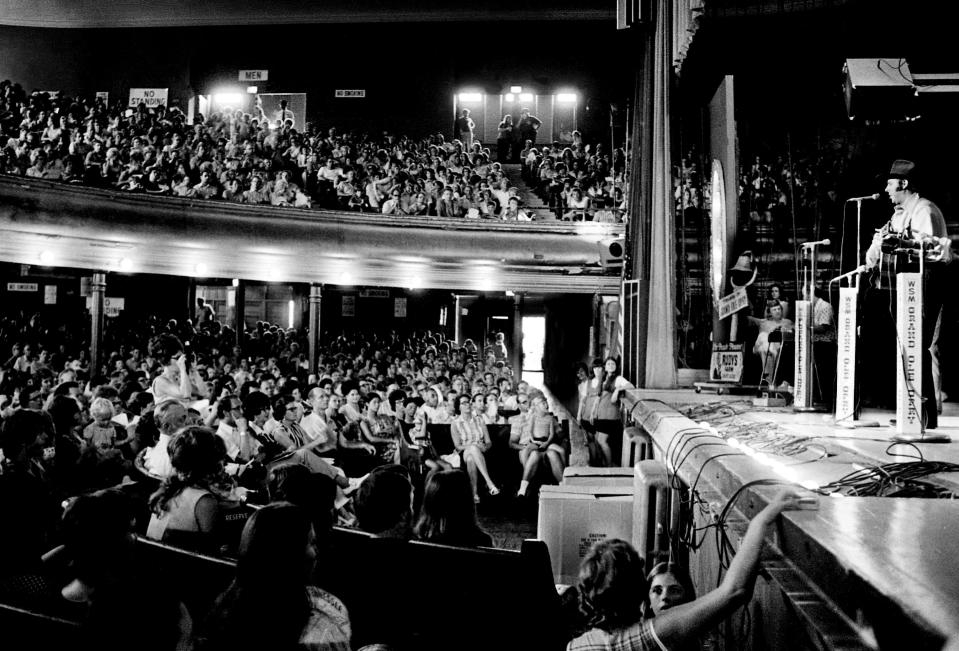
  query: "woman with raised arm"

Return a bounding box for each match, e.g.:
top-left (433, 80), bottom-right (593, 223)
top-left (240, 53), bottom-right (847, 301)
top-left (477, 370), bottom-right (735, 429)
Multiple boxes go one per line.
top-left (148, 333), bottom-right (210, 407)
top-left (568, 489), bottom-right (801, 651)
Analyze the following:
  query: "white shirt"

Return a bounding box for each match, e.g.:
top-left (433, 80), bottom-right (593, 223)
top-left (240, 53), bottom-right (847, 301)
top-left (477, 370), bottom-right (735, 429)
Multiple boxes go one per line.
top-left (300, 411), bottom-right (331, 446)
top-left (216, 421), bottom-right (244, 461)
top-left (143, 433), bottom-right (173, 478)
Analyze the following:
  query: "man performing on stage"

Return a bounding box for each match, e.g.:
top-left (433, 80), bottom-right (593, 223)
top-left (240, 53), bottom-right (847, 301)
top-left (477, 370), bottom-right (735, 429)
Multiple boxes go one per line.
top-left (864, 159), bottom-right (951, 429)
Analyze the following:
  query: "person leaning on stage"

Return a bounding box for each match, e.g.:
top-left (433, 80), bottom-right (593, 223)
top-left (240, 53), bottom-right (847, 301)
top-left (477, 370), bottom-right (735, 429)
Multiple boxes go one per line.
top-left (566, 489), bottom-right (803, 651)
top-left (864, 159), bottom-right (951, 428)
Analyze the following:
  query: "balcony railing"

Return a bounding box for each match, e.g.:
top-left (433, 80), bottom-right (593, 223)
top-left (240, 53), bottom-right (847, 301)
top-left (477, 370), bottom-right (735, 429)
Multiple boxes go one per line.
top-left (0, 175), bottom-right (623, 293)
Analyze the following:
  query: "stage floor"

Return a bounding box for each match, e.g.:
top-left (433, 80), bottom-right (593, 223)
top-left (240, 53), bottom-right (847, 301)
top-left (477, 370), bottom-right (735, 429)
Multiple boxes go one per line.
top-left (623, 388), bottom-right (959, 648)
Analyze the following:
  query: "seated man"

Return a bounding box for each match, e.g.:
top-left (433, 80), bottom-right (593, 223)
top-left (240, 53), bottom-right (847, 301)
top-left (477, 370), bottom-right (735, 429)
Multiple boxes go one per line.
top-left (748, 300), bottom-right (793, 384)
top-left (142, 400), bottom-right (189, 478)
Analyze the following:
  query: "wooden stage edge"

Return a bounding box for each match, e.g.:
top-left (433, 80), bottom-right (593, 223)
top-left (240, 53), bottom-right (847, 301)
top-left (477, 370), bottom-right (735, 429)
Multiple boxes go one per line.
top-left (622, 388), bottom-right (959, 650)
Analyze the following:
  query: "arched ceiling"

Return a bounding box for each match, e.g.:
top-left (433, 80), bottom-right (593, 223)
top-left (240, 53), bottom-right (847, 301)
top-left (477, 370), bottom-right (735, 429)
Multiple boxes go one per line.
top-left (0, 0), bottom-right (613, 28)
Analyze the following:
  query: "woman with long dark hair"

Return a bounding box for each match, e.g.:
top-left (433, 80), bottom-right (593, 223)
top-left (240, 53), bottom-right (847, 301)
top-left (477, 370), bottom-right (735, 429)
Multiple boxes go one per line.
top-left (586, 357), bottom-right (634, 467)
top-left (146, 426), bottom-right (225, 551)
top-left (199, 503), bottom-right (351, 651)
top-left (414, 469), bottom-right (493, 547)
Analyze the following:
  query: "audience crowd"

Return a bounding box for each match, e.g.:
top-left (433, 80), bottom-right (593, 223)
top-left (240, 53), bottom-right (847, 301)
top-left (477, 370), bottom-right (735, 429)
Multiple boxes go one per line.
top-left (521, 131), bottom-right (628, 221)
top-left (0, 302), bottom-right (577, 643)
top-left (0, 80), bottom-right (625, 223)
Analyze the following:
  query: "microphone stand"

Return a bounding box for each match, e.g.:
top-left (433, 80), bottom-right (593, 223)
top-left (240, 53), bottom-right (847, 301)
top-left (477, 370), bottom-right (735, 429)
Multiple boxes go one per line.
top-left (889, 245), bottom-right (951, 443)
top-left (829, 267), bottom-right (878, 428)
top-left (794, 243), bottom-right (826, 412)
top-left (853, 197), bottom-right (864, 267)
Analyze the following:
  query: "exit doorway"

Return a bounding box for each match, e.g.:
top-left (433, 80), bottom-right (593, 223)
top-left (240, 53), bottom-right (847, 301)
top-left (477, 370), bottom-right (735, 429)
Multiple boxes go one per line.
top-left (521, 315), bottom-right (545, 389)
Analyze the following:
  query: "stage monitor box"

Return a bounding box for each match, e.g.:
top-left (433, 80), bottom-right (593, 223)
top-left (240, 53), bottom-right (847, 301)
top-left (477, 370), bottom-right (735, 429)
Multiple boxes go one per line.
top-left (537, 485), bottom-right (633, 585)
top-left (562, 466), bottom-right (634, 487)
top-left (844, 58), bottom-right (918, 122)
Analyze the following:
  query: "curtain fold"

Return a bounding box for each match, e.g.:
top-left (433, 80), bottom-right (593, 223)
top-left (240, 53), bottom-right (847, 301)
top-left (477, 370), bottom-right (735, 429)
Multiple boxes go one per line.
top-left (645, 0), bottom-right (677, 388)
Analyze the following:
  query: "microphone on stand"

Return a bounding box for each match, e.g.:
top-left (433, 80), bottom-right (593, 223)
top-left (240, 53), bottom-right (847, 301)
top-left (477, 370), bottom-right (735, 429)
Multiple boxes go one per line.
top-left (829, 265), bottom-right (869, 285)
top-left (801, 238), bottom-right (831, 248)
top-left (846, 193), bottom-right (881, 202)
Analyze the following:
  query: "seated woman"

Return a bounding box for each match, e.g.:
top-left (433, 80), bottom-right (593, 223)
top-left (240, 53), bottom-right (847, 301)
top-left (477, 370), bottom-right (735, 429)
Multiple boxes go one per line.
top-left (327, 393), bottom-right (377, 477)
top-left (563, 187), bottom-right (591, 221)
top-left (198, 503), bottom-right (352, 651)
top-left (764, 283), bottom-right (790, 320)
top-left (359, 393), bottom-right (402, 465)
top-left (748, 300), bottom-right (794, 383)
top-left (512, 394), bottom-right (566, 497)
top-left (414, 469), bottom-right (493, 548)
top-left (450, 395), bottom-right (500, 503)
top-left (148, 333), bottom-right (210, 408)
top-left (146, 426), bottom-right (228, 553)
top-left (567, 489), bottom-right (801, 651)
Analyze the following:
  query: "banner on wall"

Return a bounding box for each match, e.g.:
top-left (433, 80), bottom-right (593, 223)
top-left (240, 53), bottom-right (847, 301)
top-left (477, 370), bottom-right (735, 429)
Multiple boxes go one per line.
top-left (394, 298), bottom-right (407, 318)
top-left (128, 88), bottom-right (169, 108)
top-left (342, 295), bottom-right (355, 317)
top-left (6, 283), bottom-right (38, 292)
top-left (44, 285), bottom-right (57, 305)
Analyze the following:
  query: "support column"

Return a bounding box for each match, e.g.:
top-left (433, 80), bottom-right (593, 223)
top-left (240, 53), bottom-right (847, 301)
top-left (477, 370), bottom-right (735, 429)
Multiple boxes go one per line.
top-left (453, 294), bottom-right (463, 345)
top-left (187, 281), bottom-right (197, 326)
top-left (308, 283), bottom-right (323, 374)
top-left (512, 294), bottom-right (524, 377)
top-left (590, 292), bottom-right (602, 359)
top-left (233, 279), bottom-right (245, 351)
top-left (89, 271), bottom-right (106, 375)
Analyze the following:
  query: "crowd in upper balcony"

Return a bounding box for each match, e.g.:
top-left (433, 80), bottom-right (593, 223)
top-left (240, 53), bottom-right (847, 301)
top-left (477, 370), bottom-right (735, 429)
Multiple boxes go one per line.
top-left (520, 129), bottom-right (628, 221)
top-left (0, 80), bottom-right (626, 223)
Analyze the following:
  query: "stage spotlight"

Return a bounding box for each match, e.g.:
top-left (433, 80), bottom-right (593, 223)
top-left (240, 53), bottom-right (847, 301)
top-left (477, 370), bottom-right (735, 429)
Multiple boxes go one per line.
top-left (557, 92), bottom-right (577, 103)
top-left (458, 92), bottom-right (482, 103)
top-left (510, 86), bottom-right (523, 93)
top-left (505, 93), bottom-right (515, 102)
top-left (519, 92), bottom-right (533, 102)
top-left (598, 237), bottom-right (625, 267)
